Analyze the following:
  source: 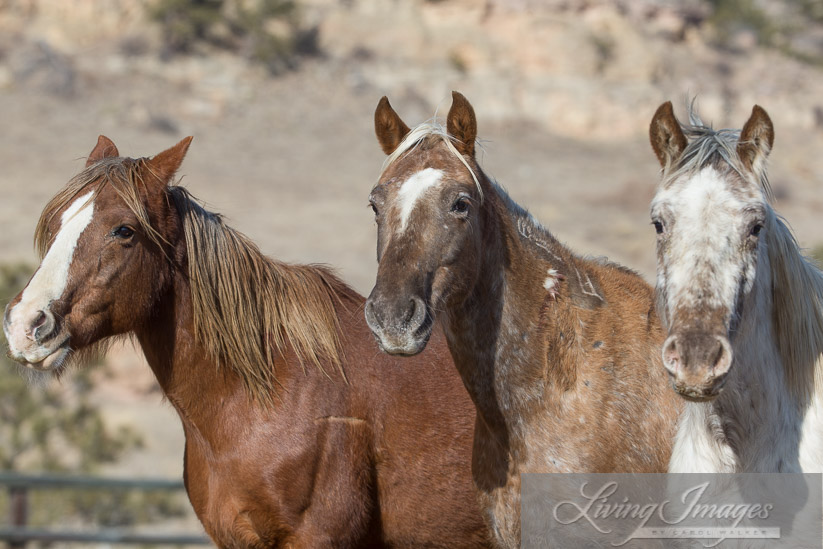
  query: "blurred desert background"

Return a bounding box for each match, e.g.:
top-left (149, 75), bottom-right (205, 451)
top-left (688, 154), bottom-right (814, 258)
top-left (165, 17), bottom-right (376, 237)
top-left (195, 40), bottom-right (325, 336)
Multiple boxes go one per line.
top-left (0, 0), bottom-right (822, 542)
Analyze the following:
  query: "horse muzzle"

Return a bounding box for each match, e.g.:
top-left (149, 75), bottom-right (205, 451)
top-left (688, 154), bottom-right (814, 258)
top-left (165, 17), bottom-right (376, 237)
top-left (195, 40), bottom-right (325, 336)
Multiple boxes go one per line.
top-left (3, 302), bottom-right (70, 372)
top-left (364, 292), bottom-right (433, 356)
top-left (662, 332), bottom-right (733, 401)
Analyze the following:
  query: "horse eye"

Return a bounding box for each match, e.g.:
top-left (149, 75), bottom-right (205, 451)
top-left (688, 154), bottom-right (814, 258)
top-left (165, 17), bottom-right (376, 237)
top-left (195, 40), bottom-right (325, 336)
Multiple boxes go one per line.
top-left (369, 202), bottom-right (379, 216)
top-left (113, 226), bottom-right (134, 239)
top-left (750, 223), bottom-right (763, 237)
top-left (451, 197), bottom-right (470, 215)
top-left (653, 220), bottom-right (664, 234)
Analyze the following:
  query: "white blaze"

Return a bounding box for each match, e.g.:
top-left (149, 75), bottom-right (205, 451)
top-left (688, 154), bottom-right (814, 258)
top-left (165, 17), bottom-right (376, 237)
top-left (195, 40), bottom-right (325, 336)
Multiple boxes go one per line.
top-left (396, 168), bottom-right (444, 233)
top-left (6, 192), bottom-right (95, 351)
top-left (653, 167), bottom-right (750, 311)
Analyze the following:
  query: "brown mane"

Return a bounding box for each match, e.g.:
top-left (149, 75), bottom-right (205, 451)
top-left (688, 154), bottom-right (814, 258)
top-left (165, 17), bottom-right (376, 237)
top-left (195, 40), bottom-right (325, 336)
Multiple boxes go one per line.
top-left (169, 187), bottom-right (352, 401)
top-left (34, 158), bottom-right (354, 401)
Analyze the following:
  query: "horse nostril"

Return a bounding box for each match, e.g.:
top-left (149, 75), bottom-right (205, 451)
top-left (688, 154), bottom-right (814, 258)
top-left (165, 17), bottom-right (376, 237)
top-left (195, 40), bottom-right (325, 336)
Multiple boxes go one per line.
top-left (404, 299), bottom-right (417, 324)
top-left (365, 299), bottom-right (381, 328)
top-left (405, 296), bottom-right (428, 331)
top-left (30, 309), bottom-right (56, 343)
top-left (32, 311), bottom-right (47, 330)
top-left (662, 335), bottom-right (680, 375)
top-left (711, 336), bottom-right (733, 376)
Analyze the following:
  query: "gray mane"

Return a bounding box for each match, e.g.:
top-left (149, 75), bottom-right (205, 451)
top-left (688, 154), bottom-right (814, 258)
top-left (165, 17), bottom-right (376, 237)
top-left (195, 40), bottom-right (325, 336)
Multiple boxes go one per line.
top-left (381, 119), bottom-right (483, 200)
top-left (665, 106), bottom-right (773, 200)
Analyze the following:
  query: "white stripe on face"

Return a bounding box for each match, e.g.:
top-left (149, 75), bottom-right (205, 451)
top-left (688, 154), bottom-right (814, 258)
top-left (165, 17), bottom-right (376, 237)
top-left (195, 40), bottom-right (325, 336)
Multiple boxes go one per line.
top-left (9, 192), bottom-right (95, 339)
top-left (396, 168), bottom-right (444, 233)
top-left (653, 167), bottom-right (755, 314)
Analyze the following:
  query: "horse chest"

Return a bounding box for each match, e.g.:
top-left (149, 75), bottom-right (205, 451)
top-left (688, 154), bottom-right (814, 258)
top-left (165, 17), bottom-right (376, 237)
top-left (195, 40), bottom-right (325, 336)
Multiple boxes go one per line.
top-left (670, 393), bottom-right (807, 473)
top-left (669, 402), bottom-right (738, 473)
top-left (183, 444), bottom-right (282, 547)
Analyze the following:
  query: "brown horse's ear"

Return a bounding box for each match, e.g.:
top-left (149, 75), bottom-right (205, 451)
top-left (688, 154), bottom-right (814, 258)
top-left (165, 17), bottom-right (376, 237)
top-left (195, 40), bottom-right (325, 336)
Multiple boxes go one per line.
top-left (147, 136), bottom-right (193, 184)
top-left (649, 101), bottom-right (687, 168)
top-left (374, 96), bottom-right (411, 155)
top-left (86, 135), bottom-right (120, 167)
top-left (446, 91), bottom-right (477, 157)
top-left (737, 105), bottom-right (774, 175)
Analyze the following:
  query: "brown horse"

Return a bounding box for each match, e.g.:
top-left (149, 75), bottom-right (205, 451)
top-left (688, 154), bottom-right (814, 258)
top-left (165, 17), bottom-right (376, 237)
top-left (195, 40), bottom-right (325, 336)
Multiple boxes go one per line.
top-left (364, 92), bottom-right (681, 547)
top-left (2, 136), bottom-right (490, 548)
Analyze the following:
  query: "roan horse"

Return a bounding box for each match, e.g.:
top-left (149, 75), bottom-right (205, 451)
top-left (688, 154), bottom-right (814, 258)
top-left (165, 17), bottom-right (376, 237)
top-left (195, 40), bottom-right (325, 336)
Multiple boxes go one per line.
top-left (364, 92), bottom-right (682, 547)
top-left (2, 137), bottom-right (490, 547)
top-left (649, 102), bottom-right (823, 473)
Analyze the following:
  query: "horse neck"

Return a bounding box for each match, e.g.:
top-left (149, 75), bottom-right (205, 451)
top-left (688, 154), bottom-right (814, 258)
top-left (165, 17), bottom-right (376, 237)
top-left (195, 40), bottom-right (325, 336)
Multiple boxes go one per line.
top-left (722, 210), bottom-right (823, 405)
top-left (442, 186), bottom-right (583, 436)
top-left (133, 267), bottom-right (281, 440)
top-left (729, 238), bottom-right (781, 378)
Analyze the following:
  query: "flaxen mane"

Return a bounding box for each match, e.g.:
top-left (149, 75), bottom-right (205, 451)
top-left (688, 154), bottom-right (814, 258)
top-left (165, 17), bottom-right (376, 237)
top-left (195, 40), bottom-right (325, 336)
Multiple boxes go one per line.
top-left (664, 107), bottom-right (823, 402)
top-left (169, 187), bottom-right (350, 401)
top-left (34, 157), bottom-right (168, 257)
top-left (382, 118), bottom-right (554, 248)
top-left (383, 121), bottom-right (621, 311)
top-left (34, 158), bottom-right (353, 402)
top-left (382, 120), bottom-right (483, 200)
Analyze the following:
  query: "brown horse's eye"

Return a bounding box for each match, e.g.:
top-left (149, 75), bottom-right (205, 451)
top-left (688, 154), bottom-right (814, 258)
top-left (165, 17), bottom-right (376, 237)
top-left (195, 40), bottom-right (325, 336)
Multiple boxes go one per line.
top-left (369, 202), bottom-right (379, 217)
top-left (653, 220), bottom-right (664, 234)
top-left (113, 226), bottom-right (134, 239)
top-left (750, 223), bottom-right (763, 237)
top-left (451, 197), bottom-right (470, 215)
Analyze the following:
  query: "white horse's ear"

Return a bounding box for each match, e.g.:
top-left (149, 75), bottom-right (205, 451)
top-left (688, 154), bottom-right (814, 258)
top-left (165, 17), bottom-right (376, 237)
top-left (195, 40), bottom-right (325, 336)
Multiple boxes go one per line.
top-left (649, 101), bottom-right (687, 169)
top-left (446, 91), bottom-right (477, 158)
top-left (737, 105), bottom-right (774, 175)
top-left (86, 135), bottom-right (119, 167)
top-left (374, 96), bottom-right (411, 155)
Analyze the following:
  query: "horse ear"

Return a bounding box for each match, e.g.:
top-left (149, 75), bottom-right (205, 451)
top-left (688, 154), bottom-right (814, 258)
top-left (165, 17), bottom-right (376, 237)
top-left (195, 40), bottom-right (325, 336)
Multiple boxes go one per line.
top-left (649, 101), bottom-right (687, 168)
top-left (374, 96), bottom-right (411, 155)
top-left (737, 105), bottom-right (774, 175)
top-left (147, 136), bottom-right (193, 184)
top-left (86, 135), bottom-right (119, 167)
top-left (446, 91), bottom-right (477, 157)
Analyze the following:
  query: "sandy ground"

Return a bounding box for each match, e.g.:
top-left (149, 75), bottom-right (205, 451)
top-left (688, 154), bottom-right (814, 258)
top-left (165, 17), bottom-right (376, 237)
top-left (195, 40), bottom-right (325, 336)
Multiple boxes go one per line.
top-left (1, 54), bottom-right (822, 537)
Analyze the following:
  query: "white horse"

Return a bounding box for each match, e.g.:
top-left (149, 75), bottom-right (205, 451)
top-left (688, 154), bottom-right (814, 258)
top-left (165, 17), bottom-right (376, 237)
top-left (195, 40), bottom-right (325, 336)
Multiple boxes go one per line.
top-left (648, 101), bottom-right (823, 473)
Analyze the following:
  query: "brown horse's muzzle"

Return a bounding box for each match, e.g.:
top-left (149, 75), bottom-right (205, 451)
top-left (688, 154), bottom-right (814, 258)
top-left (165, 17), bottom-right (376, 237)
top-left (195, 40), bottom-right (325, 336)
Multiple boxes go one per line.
top-left (662, 332), bottom-right (733, 401)
top-left (3, 300), bottom-right (70, 371)
top-left (364, 290), bottom-right (432, 356)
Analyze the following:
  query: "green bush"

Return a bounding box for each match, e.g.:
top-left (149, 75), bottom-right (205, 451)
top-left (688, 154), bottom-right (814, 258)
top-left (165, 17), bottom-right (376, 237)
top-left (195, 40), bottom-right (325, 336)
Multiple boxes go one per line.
top-left (148, 0), bottom-right (225, 54)
top-left (707, 0), bottom-right (776, 48)
top-left (707, 0), bottom-right (823, 65)
top-left (149, 0), bottom-right (320, 74)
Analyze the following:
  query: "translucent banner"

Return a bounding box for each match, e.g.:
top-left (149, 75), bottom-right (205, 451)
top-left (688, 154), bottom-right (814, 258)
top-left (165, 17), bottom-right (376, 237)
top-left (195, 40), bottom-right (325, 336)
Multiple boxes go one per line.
top-left (521, 473), bottom-right (822, 548)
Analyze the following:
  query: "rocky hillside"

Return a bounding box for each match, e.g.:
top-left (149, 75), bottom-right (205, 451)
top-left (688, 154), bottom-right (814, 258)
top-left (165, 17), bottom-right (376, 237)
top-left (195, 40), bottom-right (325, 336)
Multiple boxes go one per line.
top-left (2, 0), bottom-right (823, 139)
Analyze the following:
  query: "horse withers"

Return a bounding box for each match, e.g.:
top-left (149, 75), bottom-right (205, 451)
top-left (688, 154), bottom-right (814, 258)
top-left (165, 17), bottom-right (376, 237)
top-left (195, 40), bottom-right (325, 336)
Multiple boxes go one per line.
top-left (3, 136), bottom-right (490, 547)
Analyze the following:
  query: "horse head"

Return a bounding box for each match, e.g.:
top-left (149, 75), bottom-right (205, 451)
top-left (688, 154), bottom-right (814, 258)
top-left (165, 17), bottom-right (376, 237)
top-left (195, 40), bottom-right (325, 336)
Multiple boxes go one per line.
top-left (3, 136), bottom-right (191, 375)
